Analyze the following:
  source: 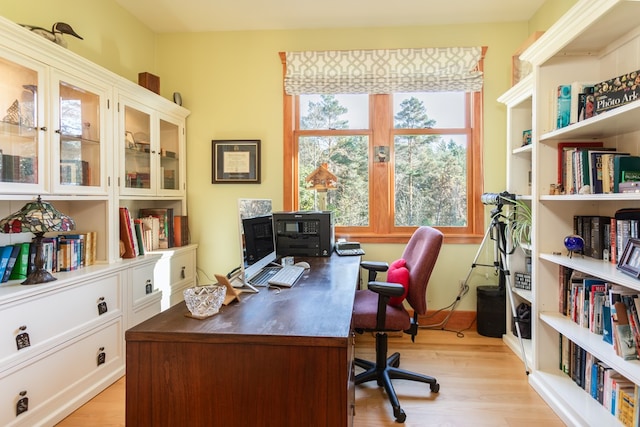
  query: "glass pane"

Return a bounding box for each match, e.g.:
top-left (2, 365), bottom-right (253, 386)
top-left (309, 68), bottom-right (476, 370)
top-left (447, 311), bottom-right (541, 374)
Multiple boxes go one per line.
top-left (124, 106), bottom-right (151, 189)
top-left (394, 92), bottom-right (465, 128)
top-left (394, 134), bottom-right (467, 226)
top-left (299, 94), bottom-right (368, 130)
top-left (59, 81), bottom-right (100, 186)
top-left (160, 119), bottom-right (179, 190)
top-left (298, 135), bottom-right (369, 226)
top-left (0, 57), bottom-right (38, 184)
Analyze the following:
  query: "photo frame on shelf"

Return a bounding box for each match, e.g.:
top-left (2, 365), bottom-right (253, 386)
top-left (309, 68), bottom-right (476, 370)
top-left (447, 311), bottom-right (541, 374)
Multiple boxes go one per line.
top-left (211, 139), bottom-right (261, 184)
top-left (617, 237), bottom-right (640, 279)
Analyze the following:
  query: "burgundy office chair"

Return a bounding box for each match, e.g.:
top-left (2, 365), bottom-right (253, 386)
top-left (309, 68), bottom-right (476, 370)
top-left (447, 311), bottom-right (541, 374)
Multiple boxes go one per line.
top-left (353, 226), bottom-right (443, 423)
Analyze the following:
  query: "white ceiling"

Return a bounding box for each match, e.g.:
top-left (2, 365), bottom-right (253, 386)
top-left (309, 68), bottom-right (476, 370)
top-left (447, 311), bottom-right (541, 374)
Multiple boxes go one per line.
top-left (114, 0), bottom-right (546, 33)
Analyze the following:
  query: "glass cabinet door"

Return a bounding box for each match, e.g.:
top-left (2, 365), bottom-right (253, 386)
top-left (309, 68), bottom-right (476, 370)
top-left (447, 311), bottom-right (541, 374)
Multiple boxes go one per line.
top-left (0, 53), bottom-right (45, 193)
top-left (55, 79), bottom-right (105, 192)
top-left (123, 103), bottom-right (152, 192)
top-left (159, 115), bottom-right (181, 194)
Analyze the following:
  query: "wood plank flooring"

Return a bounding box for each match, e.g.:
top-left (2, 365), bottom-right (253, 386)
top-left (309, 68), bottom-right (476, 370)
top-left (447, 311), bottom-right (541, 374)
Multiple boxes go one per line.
top-left (56, 329), bottom-right (565, 426)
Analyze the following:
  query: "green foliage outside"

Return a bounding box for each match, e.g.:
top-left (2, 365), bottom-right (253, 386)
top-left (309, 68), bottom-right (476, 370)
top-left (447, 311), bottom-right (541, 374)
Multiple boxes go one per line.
top-left (299, 94), bottom-right (467, 227)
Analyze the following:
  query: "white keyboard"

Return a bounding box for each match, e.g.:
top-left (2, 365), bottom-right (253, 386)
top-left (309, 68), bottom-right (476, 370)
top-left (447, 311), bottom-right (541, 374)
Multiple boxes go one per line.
top-left (268, 265), bottom-right (305, 287)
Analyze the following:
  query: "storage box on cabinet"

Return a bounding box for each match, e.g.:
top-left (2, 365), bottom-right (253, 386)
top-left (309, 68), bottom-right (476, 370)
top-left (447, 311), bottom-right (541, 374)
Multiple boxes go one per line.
top-left (0, 318), bottom-right (122, 427)
top-left (0, 273), bottom-right (121, 368)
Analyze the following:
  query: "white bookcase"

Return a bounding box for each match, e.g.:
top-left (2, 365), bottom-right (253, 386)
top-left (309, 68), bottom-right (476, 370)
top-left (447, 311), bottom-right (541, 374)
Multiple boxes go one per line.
top-left (502, 0), bottom-right (640, 425)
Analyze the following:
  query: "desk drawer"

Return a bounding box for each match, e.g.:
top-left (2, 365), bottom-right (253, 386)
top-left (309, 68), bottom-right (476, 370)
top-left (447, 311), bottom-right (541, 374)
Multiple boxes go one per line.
top-left (0, 274), bottom-right (121, 364)
top-left (0, 318), bottom-right (122, 426)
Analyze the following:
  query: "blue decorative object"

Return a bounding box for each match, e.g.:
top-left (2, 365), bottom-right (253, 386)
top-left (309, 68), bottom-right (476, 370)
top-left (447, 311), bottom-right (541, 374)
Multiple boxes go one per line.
top-left (564, 235), bottom-right (584, 259)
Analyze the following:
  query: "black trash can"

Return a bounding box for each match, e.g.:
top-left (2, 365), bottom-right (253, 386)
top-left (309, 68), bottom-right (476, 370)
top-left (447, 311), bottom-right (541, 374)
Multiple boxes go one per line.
top-left (476, 285), bottom-right (506, 337)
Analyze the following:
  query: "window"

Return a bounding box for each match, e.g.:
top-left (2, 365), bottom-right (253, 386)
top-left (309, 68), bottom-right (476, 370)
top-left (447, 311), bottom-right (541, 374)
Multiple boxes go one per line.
top-left (281, 48), bottom-right (485, 243)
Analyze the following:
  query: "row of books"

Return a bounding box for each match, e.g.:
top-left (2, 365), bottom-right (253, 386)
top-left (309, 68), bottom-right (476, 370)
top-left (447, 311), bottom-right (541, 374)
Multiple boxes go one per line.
top-left (559, 267), bottom-right (640, 361)
top-left (555, 81), bottom-right (596, 130)
top-left (558, 141), bottom-right (640, 194)
top-left (119, 207), bottom-right (189, 258)
top-left (0, 232), bottom-right (97, 282)
top-left (560, 335), bottom-right (638, 426)
top-left (572, 209), bottom-right (640, 264)
top-left (552, 69), bottom-right (640, 132)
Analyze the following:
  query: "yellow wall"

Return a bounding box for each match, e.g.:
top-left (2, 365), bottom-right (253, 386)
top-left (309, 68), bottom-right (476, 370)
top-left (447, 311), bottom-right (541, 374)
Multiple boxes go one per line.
top-left (0, 0), bottom-right (572, 313)
top-left (0, 0), bottom-right (156, 82)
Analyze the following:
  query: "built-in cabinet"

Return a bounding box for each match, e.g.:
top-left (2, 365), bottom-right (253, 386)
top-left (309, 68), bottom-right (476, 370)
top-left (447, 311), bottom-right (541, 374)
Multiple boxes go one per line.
top-left (0, 15), bottom-right (193, 426)
top-left (498, 73), bottom-right (533, 369)
top-left (501, 0), bottom-right (640, 425)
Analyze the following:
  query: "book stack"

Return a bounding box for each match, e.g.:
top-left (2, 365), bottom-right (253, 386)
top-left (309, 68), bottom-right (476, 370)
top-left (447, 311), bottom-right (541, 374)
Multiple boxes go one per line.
top-left (555, 81), bottom-right (596, 130)
top-left (138, 208), bottom-right (174, 250)
top-left (559, 334), bottom-right (638, 426)
top-left (556, 142), bottom-right (640, 194)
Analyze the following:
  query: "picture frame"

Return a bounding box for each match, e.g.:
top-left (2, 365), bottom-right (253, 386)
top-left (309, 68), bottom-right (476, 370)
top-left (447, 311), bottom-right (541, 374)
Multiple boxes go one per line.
top-left (212, 139), bottom-right (261, 184)
top-left (617, 237), bottom-right (640, 279)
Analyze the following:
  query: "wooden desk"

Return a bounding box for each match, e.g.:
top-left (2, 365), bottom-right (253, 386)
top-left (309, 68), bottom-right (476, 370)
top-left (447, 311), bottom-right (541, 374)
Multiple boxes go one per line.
top-left (125, 253), bottom-right (359, 427)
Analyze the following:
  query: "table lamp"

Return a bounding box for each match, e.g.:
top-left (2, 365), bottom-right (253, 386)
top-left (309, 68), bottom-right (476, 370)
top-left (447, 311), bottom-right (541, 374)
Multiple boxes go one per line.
top-left (0, 196), bottom-right (75, 285)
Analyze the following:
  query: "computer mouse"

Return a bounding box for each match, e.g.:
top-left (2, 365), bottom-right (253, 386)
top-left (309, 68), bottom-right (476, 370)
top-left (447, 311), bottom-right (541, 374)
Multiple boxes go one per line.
top-left (294, 261), bottom-right (310, 269)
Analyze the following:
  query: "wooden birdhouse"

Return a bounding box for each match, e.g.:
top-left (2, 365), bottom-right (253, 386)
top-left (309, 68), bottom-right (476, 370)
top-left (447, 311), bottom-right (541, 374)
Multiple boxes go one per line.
top-left (305, 163), bottom-right (337, 192)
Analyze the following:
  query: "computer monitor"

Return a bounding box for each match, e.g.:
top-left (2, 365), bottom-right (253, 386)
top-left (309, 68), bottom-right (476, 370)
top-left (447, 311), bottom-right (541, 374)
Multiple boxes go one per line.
top-left (236, 198), bottom-right (275, 292)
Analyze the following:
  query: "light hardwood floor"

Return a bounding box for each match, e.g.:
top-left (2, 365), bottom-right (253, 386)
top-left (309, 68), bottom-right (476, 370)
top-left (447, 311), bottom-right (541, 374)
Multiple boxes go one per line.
top-left (56, 329), bottom-right (565, 427)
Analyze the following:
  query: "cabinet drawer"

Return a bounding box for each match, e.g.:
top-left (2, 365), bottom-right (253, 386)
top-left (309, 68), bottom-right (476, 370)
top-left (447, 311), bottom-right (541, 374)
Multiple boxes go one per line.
top-left (131, 263), bottom-right (156, 304)
top-left (0, 274), bottom-right (121, 364)
top-left (169, 250), bottom-right (195, 285)
top-left (0, 319), bottom-right (122, 426)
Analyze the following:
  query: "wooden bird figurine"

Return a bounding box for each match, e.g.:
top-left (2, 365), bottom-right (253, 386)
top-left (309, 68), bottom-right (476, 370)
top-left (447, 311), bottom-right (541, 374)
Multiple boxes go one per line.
top-left (20, 22), bottom-right (83, 48)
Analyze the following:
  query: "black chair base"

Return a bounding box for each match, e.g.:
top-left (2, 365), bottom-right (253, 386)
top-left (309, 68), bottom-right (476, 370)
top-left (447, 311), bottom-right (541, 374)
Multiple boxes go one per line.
top-left (355, 332), bottom-right (439, 423)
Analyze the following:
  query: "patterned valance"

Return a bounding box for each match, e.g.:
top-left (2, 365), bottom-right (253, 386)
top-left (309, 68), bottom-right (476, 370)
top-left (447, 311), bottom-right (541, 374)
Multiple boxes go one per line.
top-left (284, 47), bottom-right (484, 95)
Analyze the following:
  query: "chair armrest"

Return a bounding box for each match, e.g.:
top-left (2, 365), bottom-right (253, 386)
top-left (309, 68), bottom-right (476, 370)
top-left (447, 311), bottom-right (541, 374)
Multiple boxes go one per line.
top-left (360, 260), bottom-right (389, 282)
top-left (368, 281), bottom-right (405, 297)
top-left (367, 281), bottom-right (405, 330)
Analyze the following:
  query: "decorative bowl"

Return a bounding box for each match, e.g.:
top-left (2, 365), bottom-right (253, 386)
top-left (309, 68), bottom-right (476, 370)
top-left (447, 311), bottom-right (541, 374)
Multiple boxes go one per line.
top-left (183, 285), bottom-right (226, 318)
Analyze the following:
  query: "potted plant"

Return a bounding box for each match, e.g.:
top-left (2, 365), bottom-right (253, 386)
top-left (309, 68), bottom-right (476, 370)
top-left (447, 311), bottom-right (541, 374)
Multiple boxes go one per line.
top-left (499, 195), bottom-right (532, 251)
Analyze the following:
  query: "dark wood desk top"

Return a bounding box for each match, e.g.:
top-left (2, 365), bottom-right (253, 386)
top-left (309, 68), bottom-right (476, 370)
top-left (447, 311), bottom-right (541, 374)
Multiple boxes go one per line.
top-left (126, 253), bottom-right (361, 347)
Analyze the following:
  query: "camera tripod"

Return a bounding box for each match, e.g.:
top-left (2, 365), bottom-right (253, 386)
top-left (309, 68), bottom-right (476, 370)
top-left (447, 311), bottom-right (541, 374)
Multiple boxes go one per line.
top-left (461, 203), bottom-right (530, 375)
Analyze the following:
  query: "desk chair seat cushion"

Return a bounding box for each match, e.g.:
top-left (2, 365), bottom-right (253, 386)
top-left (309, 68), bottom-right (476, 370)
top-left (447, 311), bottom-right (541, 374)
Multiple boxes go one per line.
top-left (387, 258), bottom-right (409, 307)
top-left (353, 289), bottom-right (411, 331)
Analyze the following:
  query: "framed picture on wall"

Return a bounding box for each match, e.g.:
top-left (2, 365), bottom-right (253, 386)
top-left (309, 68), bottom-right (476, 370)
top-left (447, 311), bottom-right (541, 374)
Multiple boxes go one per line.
top-left (211, 139), bottom-right (261, 183)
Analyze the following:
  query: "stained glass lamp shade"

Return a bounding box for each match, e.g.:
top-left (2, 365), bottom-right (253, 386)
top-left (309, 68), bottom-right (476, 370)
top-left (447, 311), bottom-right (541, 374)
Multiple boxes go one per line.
top-left (0, 196), bottom-right (75, 285)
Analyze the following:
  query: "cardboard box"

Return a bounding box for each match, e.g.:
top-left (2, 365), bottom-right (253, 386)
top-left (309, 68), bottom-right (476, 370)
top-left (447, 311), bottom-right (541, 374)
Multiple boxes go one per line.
top-left (138, 72), bottom-right (160, 94)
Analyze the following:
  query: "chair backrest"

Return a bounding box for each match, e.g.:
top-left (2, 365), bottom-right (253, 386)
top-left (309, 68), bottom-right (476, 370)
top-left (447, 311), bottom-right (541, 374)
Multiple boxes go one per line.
top-left (401, 226), bottom-right (444, 315)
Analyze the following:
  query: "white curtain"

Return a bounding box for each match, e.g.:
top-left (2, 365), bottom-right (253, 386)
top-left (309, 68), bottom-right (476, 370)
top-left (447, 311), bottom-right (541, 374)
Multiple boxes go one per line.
top-left (284, 47), bottom-right (484, 95)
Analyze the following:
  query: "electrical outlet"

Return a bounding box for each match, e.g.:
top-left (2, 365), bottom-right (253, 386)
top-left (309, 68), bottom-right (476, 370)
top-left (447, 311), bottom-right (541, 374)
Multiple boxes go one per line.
top-left (458, 280), bottom-right (466, 292)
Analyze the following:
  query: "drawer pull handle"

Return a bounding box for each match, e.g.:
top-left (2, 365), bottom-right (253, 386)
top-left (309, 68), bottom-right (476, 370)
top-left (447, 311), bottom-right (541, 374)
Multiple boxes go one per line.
top-left (145, 279), bottom-right (153, 295)
top-left (16, 326), bottom-right (30, 350)
top-left (181, 266), bottom-right (186, 279)
top-left (97, 347), bottom-right (106, 366)
top-left (16, 390), bottom-right (28, 416)
top-left (97, 297), bottom-right (108, 315)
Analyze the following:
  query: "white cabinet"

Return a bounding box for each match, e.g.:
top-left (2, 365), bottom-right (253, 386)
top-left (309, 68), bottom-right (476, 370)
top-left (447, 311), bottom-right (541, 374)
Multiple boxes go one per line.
top-left (149, 243), bottom-right (197, 311)
top-left (0, 14), bottom-right (193, 427)
top-left (513, 0), bottom-right (640, 425)
top-left (0, 258), bottom-right (160, 427)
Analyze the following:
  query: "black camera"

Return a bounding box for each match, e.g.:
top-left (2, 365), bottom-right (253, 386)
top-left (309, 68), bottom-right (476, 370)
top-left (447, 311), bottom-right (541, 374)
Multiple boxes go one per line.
top-left (481, 191), bottom-right (516, 206)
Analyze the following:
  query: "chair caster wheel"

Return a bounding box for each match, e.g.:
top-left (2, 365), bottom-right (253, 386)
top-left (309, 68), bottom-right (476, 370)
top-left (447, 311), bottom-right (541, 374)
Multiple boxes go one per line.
top-left (393, 407), bottom-right (406, 423)
top-left (430, 382), bottom-right (440, 393)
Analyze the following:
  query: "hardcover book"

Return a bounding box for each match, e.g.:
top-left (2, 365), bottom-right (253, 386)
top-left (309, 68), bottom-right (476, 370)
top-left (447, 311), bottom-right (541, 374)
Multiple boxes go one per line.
top-left (139, 208), bottom-right (174, 249)
top-left (594, 69), bottom-right (640, 116)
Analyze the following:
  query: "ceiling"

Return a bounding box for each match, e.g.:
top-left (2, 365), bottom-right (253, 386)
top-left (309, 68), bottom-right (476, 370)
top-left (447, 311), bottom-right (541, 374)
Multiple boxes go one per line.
top-left (114, 0), bottom-right (546, 33)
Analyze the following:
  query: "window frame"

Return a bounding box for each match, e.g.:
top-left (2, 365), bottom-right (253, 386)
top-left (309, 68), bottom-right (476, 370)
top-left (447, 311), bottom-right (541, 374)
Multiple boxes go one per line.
top-left (280, 53), bottom-right (484, 244)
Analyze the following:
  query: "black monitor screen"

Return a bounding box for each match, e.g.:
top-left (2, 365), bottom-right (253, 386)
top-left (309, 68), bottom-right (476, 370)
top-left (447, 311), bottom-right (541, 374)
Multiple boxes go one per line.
top-left (242, 214), bottom-right (274, 265)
